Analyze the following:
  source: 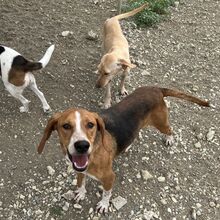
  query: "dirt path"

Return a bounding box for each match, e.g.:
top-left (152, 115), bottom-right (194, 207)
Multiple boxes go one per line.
top-left (0, 0), bottom-right (219, 219)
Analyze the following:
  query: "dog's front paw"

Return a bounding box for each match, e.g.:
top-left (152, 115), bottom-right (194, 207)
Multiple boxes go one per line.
top-left (120, 88), bottom-right (128, 96)
top-left (43, 106), bottom-right (52, 114)
top-left (19, 106), bottom-right (29, 113)
top-left (96, 200), bottom-right (109, 213)
top-left (165, 135), bottom-right (174, 146)
top-left (103, 101), bottom-right (111, 109)
top-left (74, 186), bottom-right (86, 203)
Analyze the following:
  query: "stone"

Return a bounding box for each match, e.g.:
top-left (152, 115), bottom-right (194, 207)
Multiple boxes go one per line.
top-left (194, 142), bottom-right (201, 148)
top-left (61, 31), bottom-right (70, 37)
top-left (112, 196), bottom-right (127, 210)
top-left (143, 210), bottom-right (155, 220)
top-left (74, 203), bottom-right (82, 209)
top-left (207, 129), bottom-right (215, 141)
top-left (47, 166), bottom-right (55, 176)
top-left (62, 190), bottom-right (75, 201)
top-left (158, 176), bottom-right (166, 182)
top-left (62, 202), bottom-right (70, 211)
top-left (209, 201), bottom-right (216, 207)
top-left (141, 70), bottom-right (151, 76)
top-left (141, 170), bottom-right (153, 181)
top-left (86, 30), bottom-right (98, 41)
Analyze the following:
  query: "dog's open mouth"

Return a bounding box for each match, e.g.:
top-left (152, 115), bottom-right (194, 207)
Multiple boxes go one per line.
top-left (67, 151), bottom-right (88, 172)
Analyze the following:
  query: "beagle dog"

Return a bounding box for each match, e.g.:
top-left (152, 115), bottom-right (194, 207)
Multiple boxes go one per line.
top-left (96, 4), bottom-right (148, 109)
top-left (0, 44), bottom-right (55, 113)
top-left (37, 86), bottom-right (209, 213)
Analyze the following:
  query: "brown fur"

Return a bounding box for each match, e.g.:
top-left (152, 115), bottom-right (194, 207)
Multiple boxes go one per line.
top-left (37, 86), bottom-right (209, 207)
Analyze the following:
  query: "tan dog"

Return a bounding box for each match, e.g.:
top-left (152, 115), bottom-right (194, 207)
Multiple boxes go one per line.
top-left (37, 86), bottom-right (209, 213)
top-left (96, 4), bottom-right (148, 108)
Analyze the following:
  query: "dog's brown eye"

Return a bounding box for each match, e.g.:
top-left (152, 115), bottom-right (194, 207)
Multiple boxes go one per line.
top-left (63, 123), bottom-right (71, 130)
top-left (87, 122), bottom-right (94, 129)
top-left (104, 72), bottom-right (109, 76)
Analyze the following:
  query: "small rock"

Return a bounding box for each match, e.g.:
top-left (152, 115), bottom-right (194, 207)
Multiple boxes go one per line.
top-left (89, 207), bottom-right (93, 214)
top-left (35, 209), bottom-right (43, 215)
top-left (141, 70), bottom-right (151, 76)
top-left (112, 196), bottom-right (127, 210)
top-left (61, 31), bottom-right (70, 37)
top-left (161, 199), bottom-right (167, 205)
top-left (191, 208), bottom-right (197, 220)
top-left (209, 201), bottom-right (216, 207)
top-left (207, 128), bottom-right (215, 141)
top-left (194, 142), bottom-right (201, 149)
top-left (143, 210), bottom-right (155, 220)
top-left (47, 166), bottom-right (55, 176)
top-left (158, 176), bottom-right (166, 182)
top-left (62, 190), bottom-right (75, 201)
top-left (62, 202), bottom-right (70, 211)
top-left (86, 30), bottom-right (98, 41)
top-left (74, 204), bottom-right (82, 209)
top-left (141, 170), bottom-right (153, 181)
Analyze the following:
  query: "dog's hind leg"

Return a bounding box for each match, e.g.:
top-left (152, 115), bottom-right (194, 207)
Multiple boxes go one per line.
top-left (150, 103), bottom-right (174, 146)
top-left (6, 85), bottom-right (30, 112)
top-left (29, 74), bottom-right (51, 113)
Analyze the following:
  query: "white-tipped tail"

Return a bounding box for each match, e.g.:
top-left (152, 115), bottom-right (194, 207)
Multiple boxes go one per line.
top-left (39, 45), bottom-right (55, 68)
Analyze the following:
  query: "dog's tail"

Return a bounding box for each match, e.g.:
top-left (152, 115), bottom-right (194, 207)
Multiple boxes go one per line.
top-left (161, 88), bottom-right (210, 107)
top-left (113, 3), bottom-right (148, 20)
top-left (21, 45), bottom-right (55, 72)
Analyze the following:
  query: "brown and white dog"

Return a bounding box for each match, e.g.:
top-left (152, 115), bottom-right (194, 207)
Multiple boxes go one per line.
top-left (0, 44), bottom-right (55, 113)
top-left (37, 86), bottom-right (209, 213)
top-left (96, 4), bottom-right (148, 108)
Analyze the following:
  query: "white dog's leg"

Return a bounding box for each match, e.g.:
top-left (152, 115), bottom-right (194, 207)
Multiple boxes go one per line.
top-left (29, 75), bottom-right (51, 113)
top-left (6, 85), bottom-right (29, 112)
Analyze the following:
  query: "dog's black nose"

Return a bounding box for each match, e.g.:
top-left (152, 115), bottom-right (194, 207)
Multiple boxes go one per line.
top-left (74, 140), bottom-right (90, 154)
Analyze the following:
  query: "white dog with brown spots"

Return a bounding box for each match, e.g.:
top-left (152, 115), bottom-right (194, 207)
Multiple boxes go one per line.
top-left (0, 44), bottom-right (55, 113)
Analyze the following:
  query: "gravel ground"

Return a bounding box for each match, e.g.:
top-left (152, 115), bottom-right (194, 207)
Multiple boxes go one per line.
top-left (0, 0), bottom-right (219, 220)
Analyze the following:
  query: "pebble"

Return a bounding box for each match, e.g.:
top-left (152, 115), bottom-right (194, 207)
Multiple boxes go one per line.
top-left (207, 128), bottom-right (215, 141)
top-left (74, 203), bottom-right (82, 209)
top-left (209, 201), bottom-right (216, 207)
top-left (86, 30), bottom-right (98, 41)
top-left (141, 70), bottom-right (151, 76)
top-left (194, 142), bottom-right (201, 148)
top-left (158, 176), bottom-right (166, 182)
top-left (161, 199), bottom-right (167, 205)
top-left (112, 196), bottom-right (127, 210)
top-left (141, 170), bottom-right (153, 181)
top-left (89, 207), bottom-right (93, 214)
top-left (47, 166), bottom-right (55, 176)
top-left (61, 31), bottom-right (70, 37)
top-left (62, 190), bottom-right (75, 201)
top-left (62, 202), bottom-right (70, 211)
top-left (143, 210), bottom-right (155, 220)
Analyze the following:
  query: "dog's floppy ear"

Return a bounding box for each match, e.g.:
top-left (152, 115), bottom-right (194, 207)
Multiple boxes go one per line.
top-left (94, 113), bottom-right (111, 152)
top-left (37, 113), bottom-right (61, 154)
top-left (118, 59), bottom-right (136, 70)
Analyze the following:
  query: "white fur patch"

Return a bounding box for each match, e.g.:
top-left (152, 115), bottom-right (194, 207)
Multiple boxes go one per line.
top-left (67, 111), bottom-right (89, 154)
top-left (96, 189), bottom-right (112, 213)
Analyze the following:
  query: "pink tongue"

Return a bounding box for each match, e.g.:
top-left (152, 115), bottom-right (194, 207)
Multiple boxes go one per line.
top-left (72, 154), bottom-right (88, 168)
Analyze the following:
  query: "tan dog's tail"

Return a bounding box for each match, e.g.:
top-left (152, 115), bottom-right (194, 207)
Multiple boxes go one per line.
top-left (113, 3), bottom-right (148, 20)
top-left (161, 88), bottom-right (210, 107)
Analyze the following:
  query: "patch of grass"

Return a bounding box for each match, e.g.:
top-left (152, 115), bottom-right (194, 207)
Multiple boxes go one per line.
top-left (125, 0), bottom-right (176, 26)
top-left (49, 206), bottom-right (63, 216)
